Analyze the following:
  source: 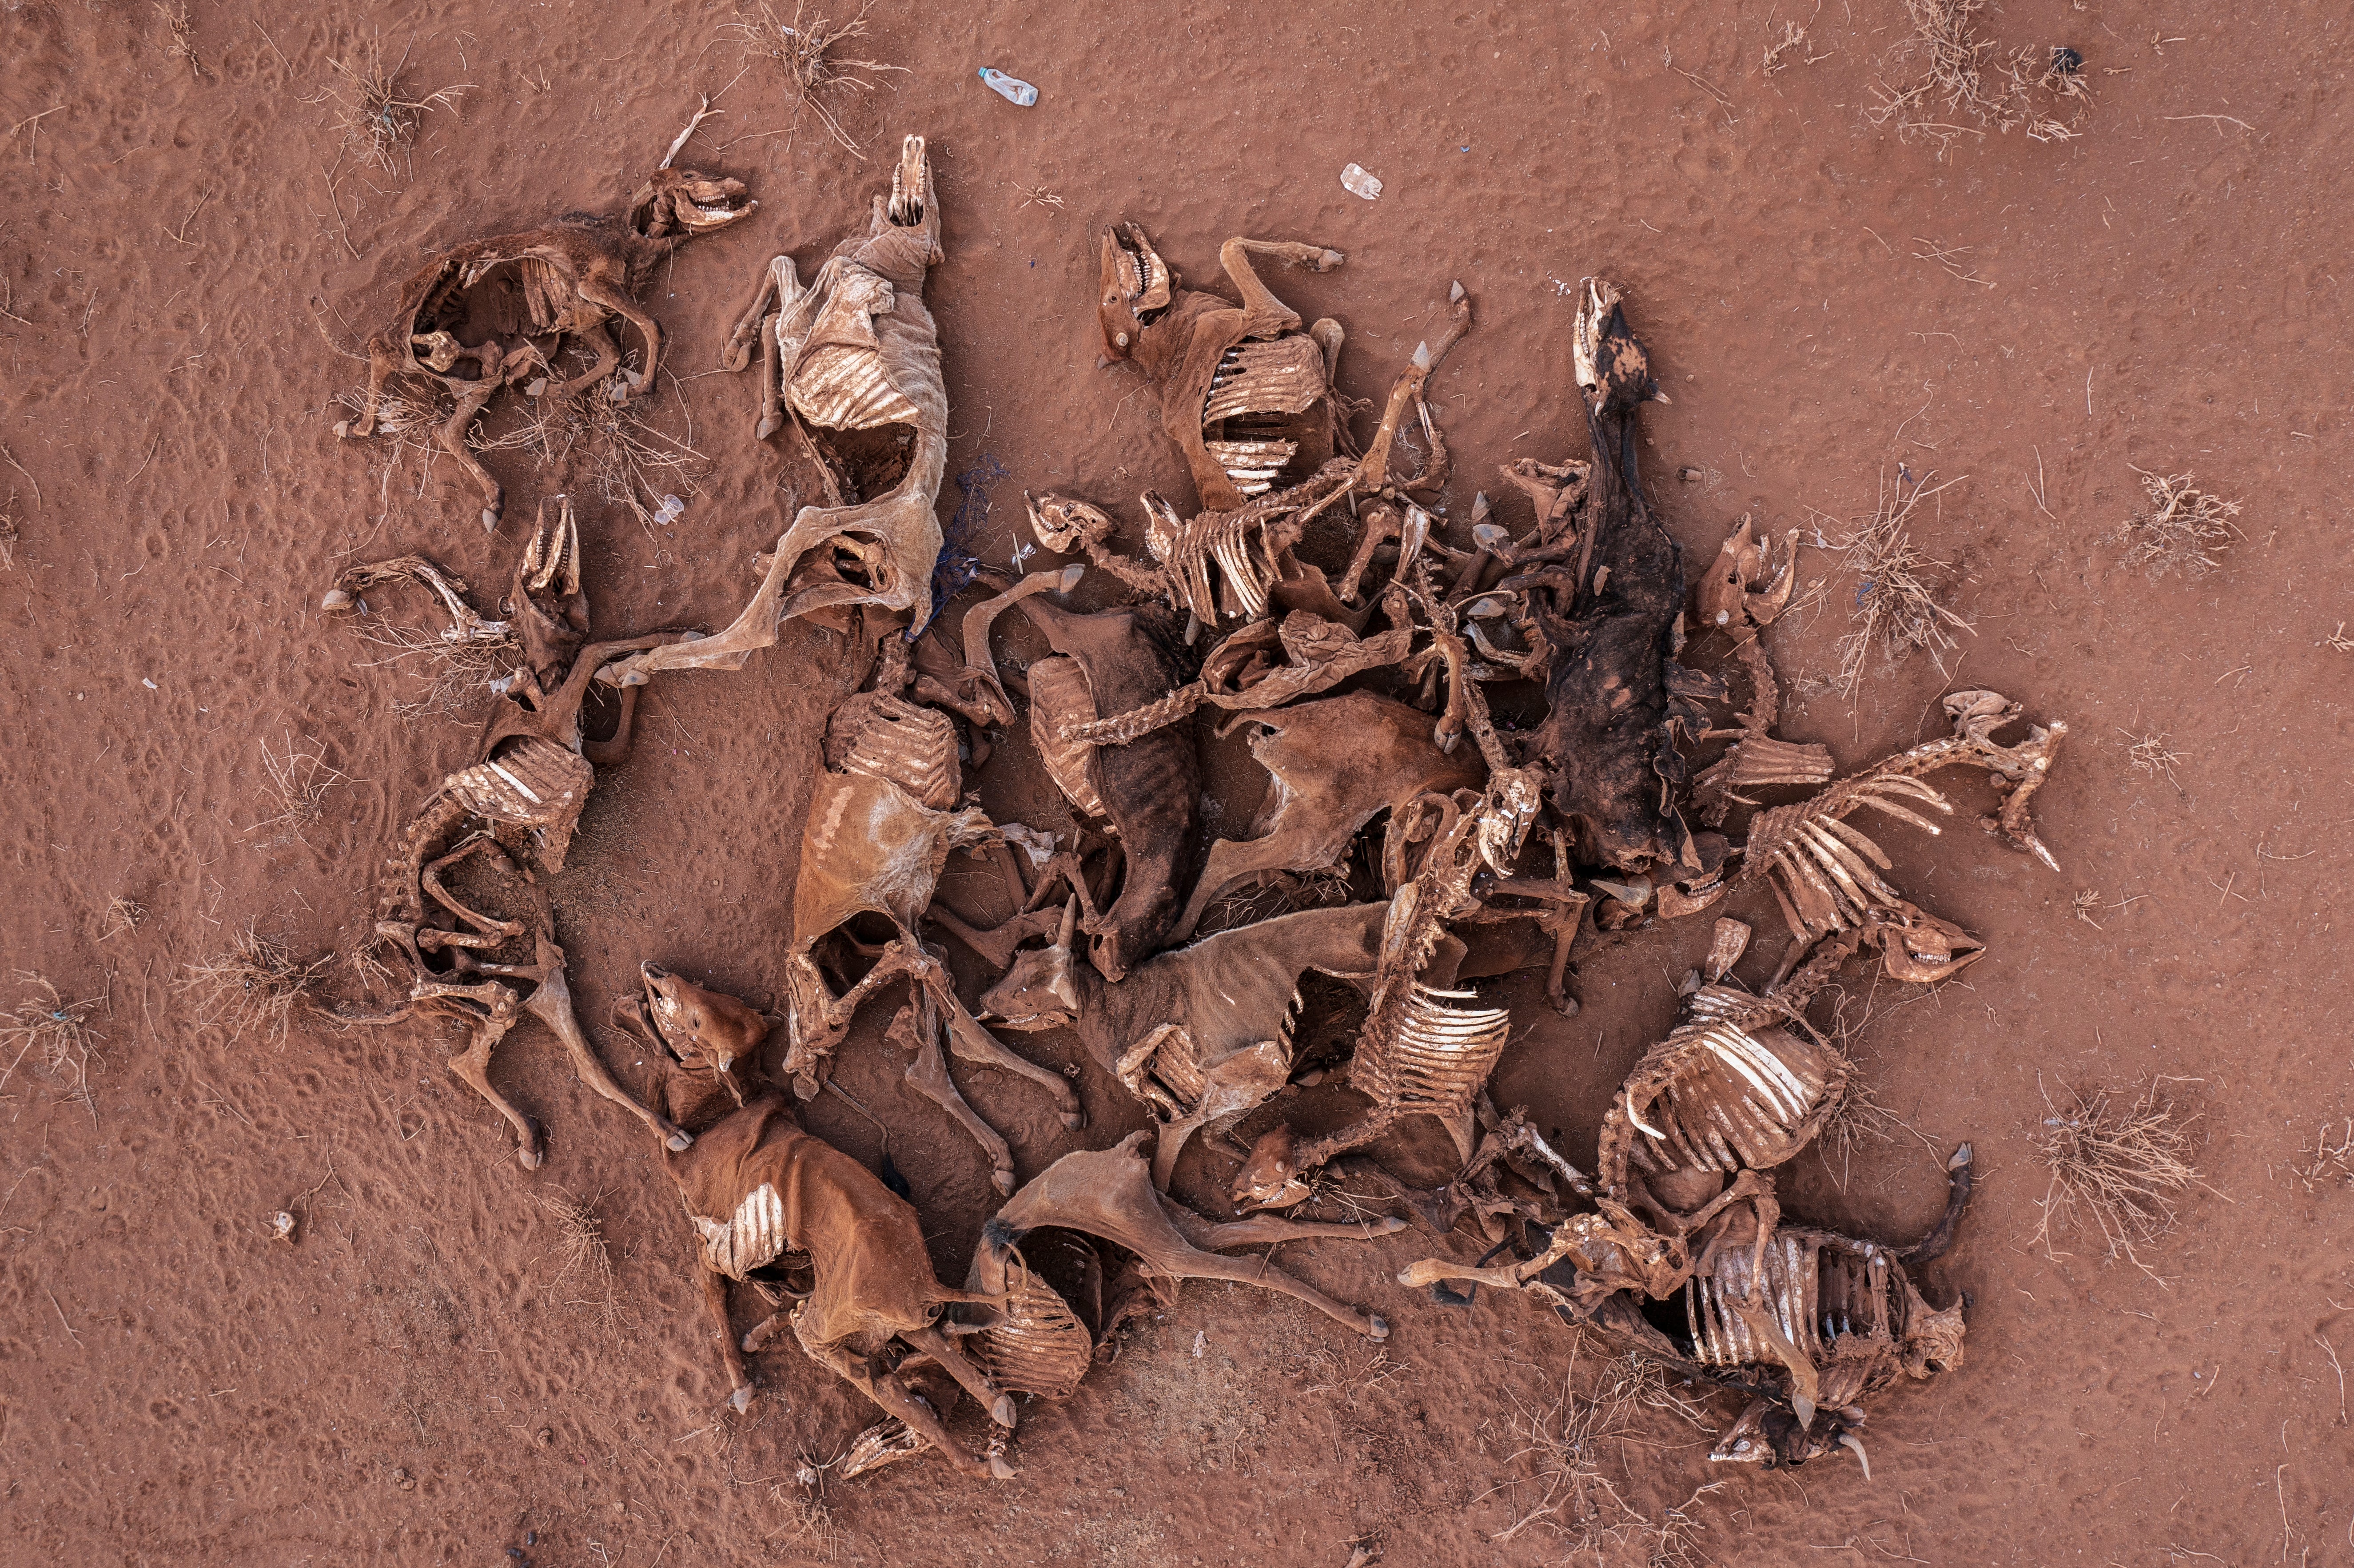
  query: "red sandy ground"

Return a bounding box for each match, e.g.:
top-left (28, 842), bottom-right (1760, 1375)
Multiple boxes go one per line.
top-left (4, 1), bottom-right (2350, 1563)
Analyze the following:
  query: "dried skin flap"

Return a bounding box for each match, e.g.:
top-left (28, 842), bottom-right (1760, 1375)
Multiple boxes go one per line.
top-left (793, 770), bottom-right (993, 945)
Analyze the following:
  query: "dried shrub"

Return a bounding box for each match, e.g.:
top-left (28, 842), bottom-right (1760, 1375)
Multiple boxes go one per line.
top-left (247, 734), bottom-right (351, 846)
top-left (2119, 470), bottom-right (2242, 580)
top-left (1821, 469), bottom-right (1975, 696)
top-left (325, 36), bottom-right (469, 174)
top-left (540, 1187), bottom-right (616, 1291)
top-left (1483, 1342), bottom-right (1717, 1559)
top-left (97, 895), bottom-right (146, 941)
top-left (0, 972), bottom-right (105, 1112)
top-left (180, 927), bottom-right (332, 1045)
top-left (349, 615), bottom-right (510, 723)
top-left (731, 0), bottom-right (908, 157)
top-left (2030, 1079), bottom-right (2202, 1271)
top-left (1866, 0), bottom-right (2090, 159)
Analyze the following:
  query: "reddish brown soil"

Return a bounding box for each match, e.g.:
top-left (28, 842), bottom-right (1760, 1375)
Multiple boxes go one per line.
top-left (5, 1), bottom-right (2350, 1563)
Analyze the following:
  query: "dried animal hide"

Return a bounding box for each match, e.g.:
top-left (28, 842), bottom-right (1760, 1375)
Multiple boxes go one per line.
top-left (824, 690), bottom-right (961, 810)
top-left (1172, 691), bottom-right (1486, 942)
top-left (337, 160), bottom-right (753, 529)
top-left (1097, 225), bottom-right (1348, 510)
top-left (604, 137), bottom-right (948, 686)
top-left (978, 900), bottom-right (1388, 1190)
top-left (655, 1091), bottom-right (1020, 1477)
top-left (1505, 279), bottom-right (1690, 874)
top-left (781, 766), bottom-right (1081, 1192)
top-left (1737, 689), bottom-right (2066, 973)
top-left (967, 1132), bottom-right (1403, 1349)
top-left (956, 577), bottom-right (1201, 979)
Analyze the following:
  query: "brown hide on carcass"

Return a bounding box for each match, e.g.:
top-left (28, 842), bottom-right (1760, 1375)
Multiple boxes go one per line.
top-left (1512, 280), bottom-right (1686, 873)
top-left (336, 167), bottom-right (754, 530)
top-left (1009, 595), bottom-right (1200, 979)
top-left (1172, 692), bottom-right (1486, 942)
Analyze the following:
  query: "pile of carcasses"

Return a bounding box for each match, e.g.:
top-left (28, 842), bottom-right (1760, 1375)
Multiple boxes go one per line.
top-left (317, 129), bottom-right (2067, 1484)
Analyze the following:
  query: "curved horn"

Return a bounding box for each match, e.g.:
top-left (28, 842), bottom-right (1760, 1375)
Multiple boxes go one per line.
top-left (1055, 893), bottom-right (1079, 951)
top-left (1836, 1431), bottom-right (1872, 1482)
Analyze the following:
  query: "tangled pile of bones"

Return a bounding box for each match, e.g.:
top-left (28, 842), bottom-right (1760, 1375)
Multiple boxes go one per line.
top-left (319, 132), bottom-right (2069, 1485)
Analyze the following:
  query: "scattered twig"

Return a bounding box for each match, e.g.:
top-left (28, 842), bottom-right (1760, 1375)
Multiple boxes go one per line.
top-left (1821, 468), bottom-right (1976, 696)
top-left (0, 973), bottom-right (106, 1112)
top-left (245, 732), bottom-right (351, 845)
top-left (97, 896), bottom-right (147, 941)
top-left (323, 36), bottom-right (470, 175)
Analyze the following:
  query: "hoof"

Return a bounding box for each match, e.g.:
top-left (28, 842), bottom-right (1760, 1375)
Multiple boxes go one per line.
top-left (481, 505), bottom-right (501, 533)
top-left (1058, 1109), bottom-right (1086, 1132)
top-left (987, 1453), bottom-right (1017, 1482)
top-left (1317, 248), bottom-right (1346, 271)
top-left (1365, 1313), bottom-right (1390, 1341)
top-left (990, 1394), bottom-right (1017, 1428)
top-left (1371, 1216), bottom-right (1409, 1235)
top-left (729, 1384), bottom-right (754, 1414)
top-left (516, 1142), bottom-right (544, 1172)
top-left (332, 419), bottom-right (353, 439)
top-left (990, 1168), bottom-right (1017, 1198)
top-left (321, 589), bottom-right (353, 612)
top-left (666, 1129), bottom-right (694, 1153)
top-left (754, 415), bottom-right (782, 441)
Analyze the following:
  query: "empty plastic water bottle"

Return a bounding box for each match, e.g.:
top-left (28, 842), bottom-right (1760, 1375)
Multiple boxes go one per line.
top-left (652, 494), bottom-right (685, 527)
top-left (1340, 162), bottom-right (1383, 200)
top-left (978, 68), bottom-right (1037, 107)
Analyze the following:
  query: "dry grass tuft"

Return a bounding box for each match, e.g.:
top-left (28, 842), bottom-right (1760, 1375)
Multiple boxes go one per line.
top-left (1822, 469), bottom-right (1975, 697)
top-left (1014, 182), bottom-right (1065, 212)
top-left (2119, 470), bottom-right (2242, 579)
top-left (1, 972), bottom-right (106, 1113)
top-left (0, 486), bottom-right (18, 570)
top-left (326, 36), bottom-right (470, 175)
top-left (540, 1186), bottom-right (617, 1290)
top-left (732, 0), bottom-right (908, 158)
top-left (155, 2), bottom-right (202, 75)
top-left (247, 733), bottom-right (351, 845)
top-left (1482, 1343), bottom-right (1717, 1558)
top-left (1866, 0), bottom-right (2089, 159)
top-left (2071, 888), bottom-right (2103, 927)
top-left (2291, 1119), bottom-right (2354, 1195)
top-left (98, 895), bottom-right (147, 941)
top-left (2029, 1078), bottom-right (2203, 1273)
top-left (2119, 727), bottom-right (2184, 788)
top-left (179, 927), bottom-right (332, 1045)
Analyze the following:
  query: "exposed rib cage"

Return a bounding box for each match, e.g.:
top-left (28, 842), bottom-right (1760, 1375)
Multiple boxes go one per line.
top-left (1746, 776), bottom-right (1953, 943)
top-left (825, 691), bottom-right (961, 810)
top-left (1693, 734), bottom-right (1835, 808)
top-left (1685, 1228), bottom-right (1898, 1377)
top-left (972, 1257), bottom-right (1095, 1400)
top-left (1203, 438), bottom-right (1298, 497)
top-left (1203, 336), bottom-right (1326, 423)
top-left (1024, 657), bottom-right (1109, 818)
top-left (1352, 985), bottom-right (1512, 1121)
top-left (693, 1181), bottom-right (791, 1281)
top-left (1622, 1019), bottom-right (1842, 1177)
top-left (1143, 493), bottom-right (1281, 621)
top-left (789, 340), bottom-right (922, 431)
top-left (443, 735), bottom-right (596, 872)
